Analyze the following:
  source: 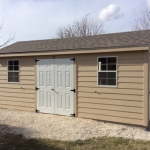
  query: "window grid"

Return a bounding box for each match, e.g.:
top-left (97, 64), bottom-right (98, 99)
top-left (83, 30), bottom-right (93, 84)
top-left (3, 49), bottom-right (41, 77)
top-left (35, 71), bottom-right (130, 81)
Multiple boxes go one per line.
top-left (8, 60), bottom-right (19, 83)
top-left (97, 57), bottom-right (117, 87)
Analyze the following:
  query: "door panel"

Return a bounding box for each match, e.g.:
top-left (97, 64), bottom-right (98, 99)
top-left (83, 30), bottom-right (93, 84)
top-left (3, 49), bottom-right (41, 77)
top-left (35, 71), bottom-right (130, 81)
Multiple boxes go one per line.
top-left (54, 59), bottom-right (74, 116)
top-left (37, 58), bottom-right (74, 116)
top-left (37, 59), bottom-right (54, 113)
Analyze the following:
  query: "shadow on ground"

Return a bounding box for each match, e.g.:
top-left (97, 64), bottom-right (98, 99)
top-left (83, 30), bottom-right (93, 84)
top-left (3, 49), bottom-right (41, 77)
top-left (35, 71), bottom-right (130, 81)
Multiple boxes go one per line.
top-left (0, 134), bottom-right (66, 150)
top-left (0, 123), bottom-right (36, 135)
top-left (0, 124), bottom-right (64, 150)
top-left (0, 124), bottom-right (150, 150)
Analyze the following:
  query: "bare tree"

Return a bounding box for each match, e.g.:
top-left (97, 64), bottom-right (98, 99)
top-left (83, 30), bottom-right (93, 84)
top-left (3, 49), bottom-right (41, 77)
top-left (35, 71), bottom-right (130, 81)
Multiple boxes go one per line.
top-left (56, 15), bottom-right (106, 38)
top-left (0, 20), bottom-right (14, 48)
top-left (132, 9), bottom-right (150, 31)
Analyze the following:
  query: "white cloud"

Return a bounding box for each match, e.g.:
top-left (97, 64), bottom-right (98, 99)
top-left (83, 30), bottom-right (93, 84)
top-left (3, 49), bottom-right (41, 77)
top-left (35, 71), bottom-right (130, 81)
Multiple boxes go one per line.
top-left (147, 0), bottom-right (150, 7)
top-left (98, 4), bottom-right (124, 21)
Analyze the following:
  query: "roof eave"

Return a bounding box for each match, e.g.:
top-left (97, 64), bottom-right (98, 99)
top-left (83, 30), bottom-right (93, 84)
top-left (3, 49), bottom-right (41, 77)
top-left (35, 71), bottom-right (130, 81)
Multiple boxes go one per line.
top-left (0, 45), bottom-right (149, 58)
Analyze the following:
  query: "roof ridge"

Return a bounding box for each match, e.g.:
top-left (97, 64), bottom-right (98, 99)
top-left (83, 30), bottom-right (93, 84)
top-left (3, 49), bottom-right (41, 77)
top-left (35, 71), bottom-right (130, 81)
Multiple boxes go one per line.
top-left (15, 30), bottom-right (150, 43)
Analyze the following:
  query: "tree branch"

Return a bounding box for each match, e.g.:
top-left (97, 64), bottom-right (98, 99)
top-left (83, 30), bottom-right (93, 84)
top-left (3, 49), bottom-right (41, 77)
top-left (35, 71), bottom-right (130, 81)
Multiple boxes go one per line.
top-left (132, 9), bottom-right (150, 31)
top-left (56, 15), bottom-right (106, 38)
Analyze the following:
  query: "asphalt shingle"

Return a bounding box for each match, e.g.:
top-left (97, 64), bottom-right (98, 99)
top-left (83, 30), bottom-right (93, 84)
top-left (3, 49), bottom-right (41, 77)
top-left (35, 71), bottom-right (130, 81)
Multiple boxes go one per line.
top-left (0, 30), bottom-right (150, 54)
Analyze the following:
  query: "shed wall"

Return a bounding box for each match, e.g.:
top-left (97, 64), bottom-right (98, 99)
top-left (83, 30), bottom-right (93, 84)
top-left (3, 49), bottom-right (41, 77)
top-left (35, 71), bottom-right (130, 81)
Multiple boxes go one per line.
top-left (0, 57), bottom-right (36, 111)
top-left (0, 50), bottom-right (148, 126)
top-left (76, 51), bottom-right (147, 126)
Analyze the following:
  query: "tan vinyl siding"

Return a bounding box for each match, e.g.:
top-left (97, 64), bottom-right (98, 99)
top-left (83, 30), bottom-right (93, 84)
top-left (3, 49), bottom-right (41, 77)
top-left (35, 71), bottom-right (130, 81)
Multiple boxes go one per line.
top-left (76, 51), bottom-right (148, 126)
top-left (0, 104), bottom-right (34, 111)
top-left (78, 87), bottom-right (143, 95)
top-left (78, 108), bottom-right (143, 119)
top-left (78, 113), bottom-right (143, 125)
top-left (78, 97), bottom-right (143, 107)
top-left (0, 50), bottom-right (148, 126)
top-left (0, 57), bottom-right (35, 111)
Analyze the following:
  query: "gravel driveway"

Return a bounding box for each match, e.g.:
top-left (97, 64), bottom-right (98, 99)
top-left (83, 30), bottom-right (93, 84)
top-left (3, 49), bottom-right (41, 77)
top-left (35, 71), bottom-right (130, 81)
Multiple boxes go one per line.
top-left (0, 108), bottom-right (150, 141)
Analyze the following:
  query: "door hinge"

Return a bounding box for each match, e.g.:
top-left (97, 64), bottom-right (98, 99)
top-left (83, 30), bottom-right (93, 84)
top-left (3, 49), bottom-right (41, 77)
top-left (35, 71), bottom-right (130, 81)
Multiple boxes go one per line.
top-left (70, 58), bottom-right (75, 61)
top-left (35, 87), bottom-right (39, 90)
top-left (35, 59), bottom-right (39, 62)
top-left (70, 113), bottom-right (75, 117)
top-left (36, 109), bottom-right (39, 113)
top-left (70, 89), bottom-right (75, 92)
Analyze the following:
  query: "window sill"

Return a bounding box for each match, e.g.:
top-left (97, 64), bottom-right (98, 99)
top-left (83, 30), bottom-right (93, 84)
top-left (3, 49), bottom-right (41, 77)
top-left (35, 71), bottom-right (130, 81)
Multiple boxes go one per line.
top-left (8, 82), bottom-right (20, 84)
top-left (97, 85), bottom-right (118, 88)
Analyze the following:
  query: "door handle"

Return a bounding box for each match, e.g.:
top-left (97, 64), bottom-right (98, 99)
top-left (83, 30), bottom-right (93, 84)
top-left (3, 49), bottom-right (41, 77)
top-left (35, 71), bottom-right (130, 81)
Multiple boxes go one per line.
top-left (51, 89), bottom-right (59, 94)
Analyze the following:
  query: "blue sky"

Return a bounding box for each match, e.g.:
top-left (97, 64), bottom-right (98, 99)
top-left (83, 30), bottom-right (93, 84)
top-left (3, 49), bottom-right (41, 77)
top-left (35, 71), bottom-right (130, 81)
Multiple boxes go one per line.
top-left (0, 0), bottom-right (149, 45)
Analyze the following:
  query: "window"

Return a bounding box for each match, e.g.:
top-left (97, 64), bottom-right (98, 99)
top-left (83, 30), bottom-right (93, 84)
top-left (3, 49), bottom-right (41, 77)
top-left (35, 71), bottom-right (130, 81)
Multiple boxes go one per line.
top-left (98, 57), bottom-right (117, 86)
top-left (8, 60), bottom-right (19, 82)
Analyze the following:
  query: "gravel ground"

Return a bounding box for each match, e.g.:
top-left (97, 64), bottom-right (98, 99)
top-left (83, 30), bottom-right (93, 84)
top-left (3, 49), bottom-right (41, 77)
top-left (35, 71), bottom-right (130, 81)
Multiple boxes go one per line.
top-left (0, 108), bottom-right (150, 141)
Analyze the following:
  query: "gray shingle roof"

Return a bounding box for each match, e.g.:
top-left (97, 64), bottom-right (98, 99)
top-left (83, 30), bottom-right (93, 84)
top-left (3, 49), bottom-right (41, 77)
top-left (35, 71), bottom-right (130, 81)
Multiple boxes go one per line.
top-left (0, 30), bottom-right (150, 54)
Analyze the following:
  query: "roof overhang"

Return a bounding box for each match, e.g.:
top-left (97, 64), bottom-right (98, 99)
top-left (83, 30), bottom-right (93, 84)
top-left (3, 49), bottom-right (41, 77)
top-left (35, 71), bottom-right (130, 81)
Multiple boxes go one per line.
top-left (0, 46), bottom-right (149, 58)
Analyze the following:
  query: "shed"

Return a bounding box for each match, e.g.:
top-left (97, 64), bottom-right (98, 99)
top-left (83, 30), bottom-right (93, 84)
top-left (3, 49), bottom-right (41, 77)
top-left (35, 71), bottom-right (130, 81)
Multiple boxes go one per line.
top-left (0, 30), bottom-right (150, 128)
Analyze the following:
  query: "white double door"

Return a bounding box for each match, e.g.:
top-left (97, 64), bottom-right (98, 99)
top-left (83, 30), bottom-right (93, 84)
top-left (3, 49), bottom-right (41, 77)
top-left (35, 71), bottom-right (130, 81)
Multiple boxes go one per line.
top-left (36, 59), bottom-right (74, 116)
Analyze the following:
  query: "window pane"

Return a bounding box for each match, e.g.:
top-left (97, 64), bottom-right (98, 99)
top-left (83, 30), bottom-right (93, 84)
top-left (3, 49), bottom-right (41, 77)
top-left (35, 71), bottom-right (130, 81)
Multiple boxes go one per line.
top-left (108, 64), bottom-right (116, 70)
top-left (14, 66), bottom-right (19, 71)
top-left (108, 72), bottom-right (116, 78)
top-left (99, 79), bottom-right (107, 85)
top-left (98, 72), bottom-right (107, 78)
top-left (8, 60), bottom-right (19, 83)
top-left (14, 60), bottom-right (19, 65)
top-left (101, 65), bottom-right (107, 70)
top-left (14, 77), bottom-right (19, 82)
top-left (108, 79), bottom-right (116, 85)
top-left (8, 77), bottom-right (13, 82)
top-left (8, 61), bottom-right (13, 65)
top-left (108, 57), bottom-right (116, 64)
top-left (8, 66), bottom-right (13, 71)
top-left (98, 58), bottom-right (107, 64)
top-left (14, 72), bottom-right (19, 77)
top-left (8, 72), bottom-right (14, 77)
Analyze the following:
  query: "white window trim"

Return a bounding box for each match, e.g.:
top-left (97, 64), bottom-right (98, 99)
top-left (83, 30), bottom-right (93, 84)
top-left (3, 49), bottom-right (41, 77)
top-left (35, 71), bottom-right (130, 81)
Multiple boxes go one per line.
top-left (7, 60), bottom-right (20, 83)
top-left (97, 56), bottom-right (118, 87)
